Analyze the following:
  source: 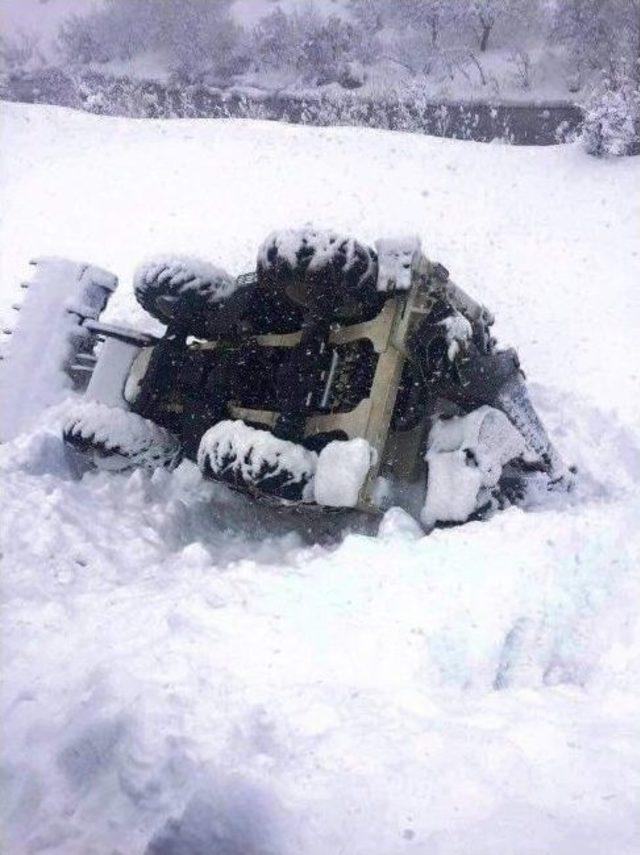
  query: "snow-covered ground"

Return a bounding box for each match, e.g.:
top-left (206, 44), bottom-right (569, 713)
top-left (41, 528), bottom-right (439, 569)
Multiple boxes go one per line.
top-left (1, 102), bottom-right (639, 854)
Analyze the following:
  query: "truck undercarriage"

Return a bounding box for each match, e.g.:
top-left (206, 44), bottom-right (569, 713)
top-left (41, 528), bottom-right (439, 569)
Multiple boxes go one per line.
top-left (4, 229), bottom-right (571, 529)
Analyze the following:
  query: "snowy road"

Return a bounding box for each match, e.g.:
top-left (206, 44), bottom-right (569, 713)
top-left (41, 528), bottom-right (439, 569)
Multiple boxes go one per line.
top-left (1, 103), bottom-right (639, 854)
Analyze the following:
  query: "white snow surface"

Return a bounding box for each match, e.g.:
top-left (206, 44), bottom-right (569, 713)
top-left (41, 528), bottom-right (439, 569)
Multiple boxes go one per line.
top-left (1, 102), bottom-right (640, 854)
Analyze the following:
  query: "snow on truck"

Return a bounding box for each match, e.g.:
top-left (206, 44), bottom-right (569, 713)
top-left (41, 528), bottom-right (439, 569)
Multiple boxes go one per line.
top-left (0, 229), bottom-right (571, 529)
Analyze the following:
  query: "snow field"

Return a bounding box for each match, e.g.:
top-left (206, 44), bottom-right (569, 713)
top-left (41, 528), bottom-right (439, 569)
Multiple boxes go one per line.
top-left (1, 102), bottom-right (639, 853)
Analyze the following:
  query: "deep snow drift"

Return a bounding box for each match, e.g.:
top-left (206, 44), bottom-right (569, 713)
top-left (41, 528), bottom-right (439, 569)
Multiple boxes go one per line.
top-left (1, 103), bottom-right (639, 854)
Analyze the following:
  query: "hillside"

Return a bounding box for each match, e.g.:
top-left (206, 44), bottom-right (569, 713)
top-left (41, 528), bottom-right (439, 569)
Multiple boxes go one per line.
top-left (1, 102), bottom-right (639, 854)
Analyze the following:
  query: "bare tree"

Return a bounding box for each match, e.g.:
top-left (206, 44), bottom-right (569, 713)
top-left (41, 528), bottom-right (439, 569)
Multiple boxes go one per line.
top-left (393, 0), bottom-right (448, 48)
top-left (463, 0), bottom-right (509, 53)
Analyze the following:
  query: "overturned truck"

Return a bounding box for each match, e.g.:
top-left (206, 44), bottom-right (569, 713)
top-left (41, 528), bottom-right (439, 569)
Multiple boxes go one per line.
top-left (7, 230), bottom-right (572, 529)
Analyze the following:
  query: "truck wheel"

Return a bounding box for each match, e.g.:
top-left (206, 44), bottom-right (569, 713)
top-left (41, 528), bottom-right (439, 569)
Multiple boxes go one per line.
top-left (421, 406), bottom-right (527, 530)
top-left (63, 401), bottom-right (182, 473)
top-left (197, 420), bottom-right (317, 503)
top-left (134, 256), bottom-right (237, 336)
top-left (257, 228), bottom-right (381, 321)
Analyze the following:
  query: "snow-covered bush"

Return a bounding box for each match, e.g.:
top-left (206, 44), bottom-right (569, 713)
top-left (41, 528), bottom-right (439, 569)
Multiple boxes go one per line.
top-left (581, 73), bottom-right (640, 157)
top-left (338, 60), bottom-right (367, 89)
top-left (302, 15), bottom-right (369, 85)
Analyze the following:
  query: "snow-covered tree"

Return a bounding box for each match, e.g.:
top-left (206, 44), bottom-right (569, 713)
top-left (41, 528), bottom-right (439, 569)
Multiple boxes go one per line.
top-left (351, 0), bottom-right (463, 48)
top-left (463, 0), bottom-right (509, 52)
top-left (252, 6), bottom-right (375, 86)
top-left (551, 0), bottom-right (640, 88)
top-left (581, 70), bottom-right (640, 156)
top-left (57, 0), bottom-right (243, 81)
top-left (57, 13), bottom-right (113, 65)
top-left (389, 0), bottom-right (449, 48)
top-left (351, 0), bottom-right (536, 60)
top-left (158, 0), bottom-right (244, 80)
top-left (252, 8), bottom-right (301, 71)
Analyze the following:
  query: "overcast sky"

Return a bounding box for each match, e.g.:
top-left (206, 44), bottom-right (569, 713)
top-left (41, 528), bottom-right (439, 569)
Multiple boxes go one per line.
top-left (0, 0), bottom-right (97, 48)
top-left (0, 0), bottom-right (296, 38)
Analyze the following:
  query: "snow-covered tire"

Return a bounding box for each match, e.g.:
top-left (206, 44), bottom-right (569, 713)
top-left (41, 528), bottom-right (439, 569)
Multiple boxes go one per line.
top-left (257, 228), bottom-right (379, 320)
top-left (198, 420), bottom-right (317, 503)
top-left (133, 256), bottom-right (237, 336)
top-left (421, 406), bottom-right (526, 530)
top-left (62, 401), bottom-right (182, 473)
top-left (0, 258), bottom-right (117, 442)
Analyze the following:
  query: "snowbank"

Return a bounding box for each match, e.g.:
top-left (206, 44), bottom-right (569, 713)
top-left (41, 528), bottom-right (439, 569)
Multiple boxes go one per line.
top-left (1, 103), bottom-right (639, 854)
top-left (0, 258), bottom-right (116, 441)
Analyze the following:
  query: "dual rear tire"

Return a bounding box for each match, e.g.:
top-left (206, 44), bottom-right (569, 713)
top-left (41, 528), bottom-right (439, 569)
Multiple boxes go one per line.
top-left (133, 230), bottom-right (381, 334)
top-left (133, 256), bottom-right (237, 337)
top-left (62, 403), bottom-right (316, 506)
top-left (256, 228), bottom-right (381, 322)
